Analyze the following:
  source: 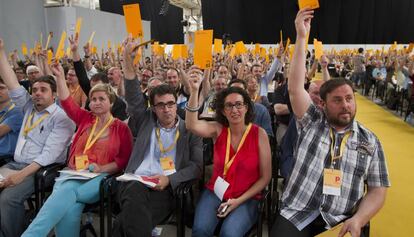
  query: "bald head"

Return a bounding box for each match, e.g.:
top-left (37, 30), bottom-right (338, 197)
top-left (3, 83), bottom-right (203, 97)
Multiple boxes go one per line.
top-left (308, 80), bottom-right (325, 109)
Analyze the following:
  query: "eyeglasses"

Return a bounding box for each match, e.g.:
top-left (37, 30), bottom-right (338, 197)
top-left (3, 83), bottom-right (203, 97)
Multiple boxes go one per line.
top-left (224, 102), bottom-right (246, 111)
top-left (153, 101), bottom-right (176, 109)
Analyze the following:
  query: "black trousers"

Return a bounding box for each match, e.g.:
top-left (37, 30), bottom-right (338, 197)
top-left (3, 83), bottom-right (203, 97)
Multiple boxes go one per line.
top-left (112, 181), bottom-right (175, 237)
top-left (270, 214), bottom-right (327, 237)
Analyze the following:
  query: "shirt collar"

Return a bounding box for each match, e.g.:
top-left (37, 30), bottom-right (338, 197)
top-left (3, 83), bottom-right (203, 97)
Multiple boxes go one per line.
top-left (33, 102), bottom-right (58, 115)
top-left (157, 117), bottom-right (179, 132)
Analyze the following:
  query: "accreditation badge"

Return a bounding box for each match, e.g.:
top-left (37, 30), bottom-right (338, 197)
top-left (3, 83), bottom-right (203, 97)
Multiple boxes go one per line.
top-left (323, 168), bottom-right (342, 196)
top-left (160, 156), bottom-right (176, 175)
top-left (75, 155), bottom-right (89, 171)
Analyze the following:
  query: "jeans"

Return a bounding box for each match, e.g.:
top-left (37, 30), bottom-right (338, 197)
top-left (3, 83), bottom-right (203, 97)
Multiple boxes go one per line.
top-left (22, 174), bottom-right (106, 237)
top-left (192, 189), bottom-right (258, 237)
top-left (0, 162), bottom-right (34, 237)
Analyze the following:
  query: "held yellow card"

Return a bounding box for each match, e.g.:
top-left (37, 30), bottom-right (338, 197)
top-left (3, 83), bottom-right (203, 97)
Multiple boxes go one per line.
top-left (194, 30), bottom-right (213, 69)
top-left (298, 0), bottom-right (320, 10)
top-left (123, 3), bottom-right (144, 38)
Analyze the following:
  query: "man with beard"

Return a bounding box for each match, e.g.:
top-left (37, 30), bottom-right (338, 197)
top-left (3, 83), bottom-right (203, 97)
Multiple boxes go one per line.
top-left (270, 9), bottom-right (390, 237)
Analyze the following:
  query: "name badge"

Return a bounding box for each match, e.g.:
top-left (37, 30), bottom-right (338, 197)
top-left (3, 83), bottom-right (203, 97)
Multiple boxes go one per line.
top-left (214, 176), bottom-right (230, 201)
top-left (75, 155), bottom-right (89, 171)
top-left (15, 137), bottom-right (27, 156)
top-left (160, 156), bottom-right (176, 176)
top-left (323, 168), bottom-right (342, 196)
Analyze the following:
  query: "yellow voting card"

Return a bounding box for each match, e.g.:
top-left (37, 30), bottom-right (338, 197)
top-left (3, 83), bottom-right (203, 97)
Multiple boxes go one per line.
top-left (123, 3), bottom-right (144, 38)
top-left (194, 30), bottom-right (213, 69)
top-left (55, 31), bottom-right (67, 60)
top-left (214, 39), bottom-right (223, 54)
top-left (298, 0), bottom-right (320, 10)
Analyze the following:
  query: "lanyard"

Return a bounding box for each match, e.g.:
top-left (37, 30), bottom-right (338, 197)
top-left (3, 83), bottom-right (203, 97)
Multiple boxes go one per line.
top-left (84, 116), bottom-right (114, 153)
top-left (329, 128), bottom-right (351, 169)
top-left (0, 103), bottom-right (15, 123)
top-left (70, 85), bottom-right (80, 95)
top-left (156, 127), bottom-right (180, 155)
top-left (23, 110), bottom-right (49, 136)
top-left (224, 123), bottom-right (252, 177)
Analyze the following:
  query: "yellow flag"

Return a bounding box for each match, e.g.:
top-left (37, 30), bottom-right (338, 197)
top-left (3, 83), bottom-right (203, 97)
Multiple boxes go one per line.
top-left (194, 30), bottom-right (213, 69)
top-left (260, 47), bottom-right (266, 58)
top-left (22, 43), bottom-right (28, 56)
top-left (406, 43), bottom-right (414, 54)
top-left (66, 47), bottom-right (72, 57)
top-left (123, 3), bottom-right (144, 38)
top-left (284, 38), bottom-right (291, 53)
top-left (298, 0), bottom-right (320, 10)
top-left (289, 45), bottom-right (295, 60)
top-left (229, 46), bottom-right (236, 58)
top-left (91, 46), bottom-right (97, 54)
top-left (55, 31), bottom-right (67, 60)
top-left (75, 17), bottom-right (82, 36)
top-left (213, 39), bottom-right (223, 54)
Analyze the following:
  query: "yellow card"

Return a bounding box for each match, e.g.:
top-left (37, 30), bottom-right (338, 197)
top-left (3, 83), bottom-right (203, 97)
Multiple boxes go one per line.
top-left (47, 50), bottom-right (53, 65)
top-left (280, 30), bottom-right (283, 44)
top-left (91, 46), bottom-right (97, 54)
top-left (284, 38), bottom-right (291, 53)
top-left (75, 155), bottom-right (89, 171)
top-left (194, 29), bottom-right (213, 69)
top-left (133, 46), bottom-right (142, 65)
top-left (55, 31), bottom-right (67, 60)
top-left (75, 17), bottom-right (82, 36)
top-left (181, 45), bottom-right (188, 59)
top-left (44, 33), bottom-right (51, 50)
top-left (213, 39), bottom-right (223, 54)
top-left (289, 45), bottom-right (295, 60)
top-left (160, 156), bottom-right (175, 171)
top-left (235, 41), bottom-right (247, 55)
top-left (260, 47), bottom-right (266, 58)
top-left (314, 39), bottom-right (323, 60)
top-left (172, 44), bottom-right (182, 60)
top-left (316, 223), bottom-right (351, 237)
top-left (66, 47), bottom-right (71, 57)
top-left (255, 43), bottom-right (261, 55)
top-left (188, 33), bottom-right (193, 43)
top-left (229, 46), bottom-right (236, 58)
top-left (406, 43), bottom-right (414, 54)
top-left (123, 3), bottom-right (144, 38)
top-left (298, 0), bottom-right (320, 10)
top-left (108, 40), bottom-right (111, 49)
top-left (22, 43), bottom-right (28, 56)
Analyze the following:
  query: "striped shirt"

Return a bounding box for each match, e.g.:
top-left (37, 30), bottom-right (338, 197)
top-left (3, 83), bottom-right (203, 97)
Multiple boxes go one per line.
top-left (280, 103), bottom-right (390, 229)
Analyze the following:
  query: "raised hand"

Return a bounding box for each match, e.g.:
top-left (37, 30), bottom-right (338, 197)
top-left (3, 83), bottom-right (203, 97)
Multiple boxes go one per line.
top-left (83, 42), bottom-right (91, 56)
top-left (50, 60), bottom-right (65, 80)
top-left (188, 68), bottom-right (203, 94)
top-left (294, 8), bottom-right (314, 39)
top-left (68, 33), bottom-right (79, 53)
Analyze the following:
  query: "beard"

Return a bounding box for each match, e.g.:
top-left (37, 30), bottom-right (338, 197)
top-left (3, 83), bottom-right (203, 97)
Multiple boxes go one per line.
top-left (325, 108), bottom-right (356, 128)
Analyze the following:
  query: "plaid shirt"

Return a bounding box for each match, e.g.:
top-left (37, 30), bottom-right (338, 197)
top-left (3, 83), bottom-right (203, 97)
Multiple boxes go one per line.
top-left (280, 104), bottom-right (390, 229)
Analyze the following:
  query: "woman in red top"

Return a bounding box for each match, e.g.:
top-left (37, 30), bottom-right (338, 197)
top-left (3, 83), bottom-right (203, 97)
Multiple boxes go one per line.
top-left (23, 62), bottom-right (133, 237)
top-left (185, 69), bottom-right (271, 237)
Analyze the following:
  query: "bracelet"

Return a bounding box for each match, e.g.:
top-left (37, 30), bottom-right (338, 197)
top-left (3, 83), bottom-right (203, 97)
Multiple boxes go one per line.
top-left (185, 102), bottom-right (200, 112)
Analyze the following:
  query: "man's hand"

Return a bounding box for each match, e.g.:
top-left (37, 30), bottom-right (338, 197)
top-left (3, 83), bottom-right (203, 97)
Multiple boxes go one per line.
top-left (338, 217), bottom-right (363, 237)
top-left (188, 68), bottom-right (203, 94)
top-left (294, 8), bottom-right (314, 39)
top-left (50, 61), bottom-right (65, 80)
top-left (121, 35), bottom-right (140, 79)
top-left (83, 42), bottom-right (91, 56)
top-left (68, 34), bottom-right (79, 53)
top-left (151, 175), bottom-right (170, 191)
top-left (0, 171), bottom-right (26, 188)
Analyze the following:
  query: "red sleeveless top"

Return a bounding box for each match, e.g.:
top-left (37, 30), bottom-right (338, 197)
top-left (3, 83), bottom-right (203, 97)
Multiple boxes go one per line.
top-left (206, 124), bottom-right (261, 200)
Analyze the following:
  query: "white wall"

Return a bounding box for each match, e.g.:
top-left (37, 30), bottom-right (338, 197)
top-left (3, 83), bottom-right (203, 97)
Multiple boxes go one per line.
top-left (0, 0), bottom-right (47, 54)
top-left (0, 3), bottom-right (151, 57)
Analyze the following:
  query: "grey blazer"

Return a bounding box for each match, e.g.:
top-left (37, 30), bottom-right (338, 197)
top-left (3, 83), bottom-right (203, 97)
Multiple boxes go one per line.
top-left (124, 78), bottom-right (203, 191)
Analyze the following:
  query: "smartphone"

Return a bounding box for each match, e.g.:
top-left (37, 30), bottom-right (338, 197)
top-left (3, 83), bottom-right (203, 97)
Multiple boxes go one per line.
top-left (218, 204), bottom-right (228, 215)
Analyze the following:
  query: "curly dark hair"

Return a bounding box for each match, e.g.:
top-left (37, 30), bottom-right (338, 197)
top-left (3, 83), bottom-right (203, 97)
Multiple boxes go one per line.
top-left (212, 87), bottom-right (255, 127)
top-left (149, 84), bottom-right (177, 106)
top-left (320, 77), bottom-right (355, 101)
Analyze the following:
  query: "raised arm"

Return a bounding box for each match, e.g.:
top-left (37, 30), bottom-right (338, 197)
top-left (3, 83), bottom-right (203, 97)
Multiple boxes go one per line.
top-left (0, 39), bottom-right (20, 90)
top-left (288, 8), bottom-right (314, 119)
top-left (186, 68), bottom-right (221, 138)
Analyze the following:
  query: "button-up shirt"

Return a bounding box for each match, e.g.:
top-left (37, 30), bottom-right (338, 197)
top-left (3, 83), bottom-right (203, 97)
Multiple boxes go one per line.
top-left (280, 103), bottom-right (390, 230)
top-left (0, 102), bottom-right (23, 156)
top-left (9, 86), bottom-right (75, 166)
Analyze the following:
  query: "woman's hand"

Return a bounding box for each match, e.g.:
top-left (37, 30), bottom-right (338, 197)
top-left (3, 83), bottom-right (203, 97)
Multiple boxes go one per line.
top-left (216, 198), bottom-right (241, 218)
top-left (88, 163), bottom-right (102, 173)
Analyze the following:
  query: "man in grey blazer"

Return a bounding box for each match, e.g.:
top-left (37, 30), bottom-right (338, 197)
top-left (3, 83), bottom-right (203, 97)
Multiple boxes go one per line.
top-left (112, 37), bottom-right (203, 237)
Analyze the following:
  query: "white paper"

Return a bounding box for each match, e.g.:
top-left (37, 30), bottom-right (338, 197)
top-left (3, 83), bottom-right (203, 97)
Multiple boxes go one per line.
top-left (163, 169), bottom-right (176, 176)
top-left (116, 173), bottom-right (159, 188)
top-left (323, 185), bottom-right (341, 196)
top-left (213, 176), bottom-right (230, 201)
top-left (56, 170), bottom-right (100, 181)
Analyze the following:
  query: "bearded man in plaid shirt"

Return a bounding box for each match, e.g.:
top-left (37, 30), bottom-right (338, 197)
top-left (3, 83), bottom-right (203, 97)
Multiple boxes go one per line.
top-left (270, 8), bottom-right (390, 237)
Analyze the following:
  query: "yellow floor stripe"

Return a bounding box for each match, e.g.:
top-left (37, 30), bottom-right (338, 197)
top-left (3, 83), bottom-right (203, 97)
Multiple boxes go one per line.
top-left (355, 93), bottom-right (414, 237)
